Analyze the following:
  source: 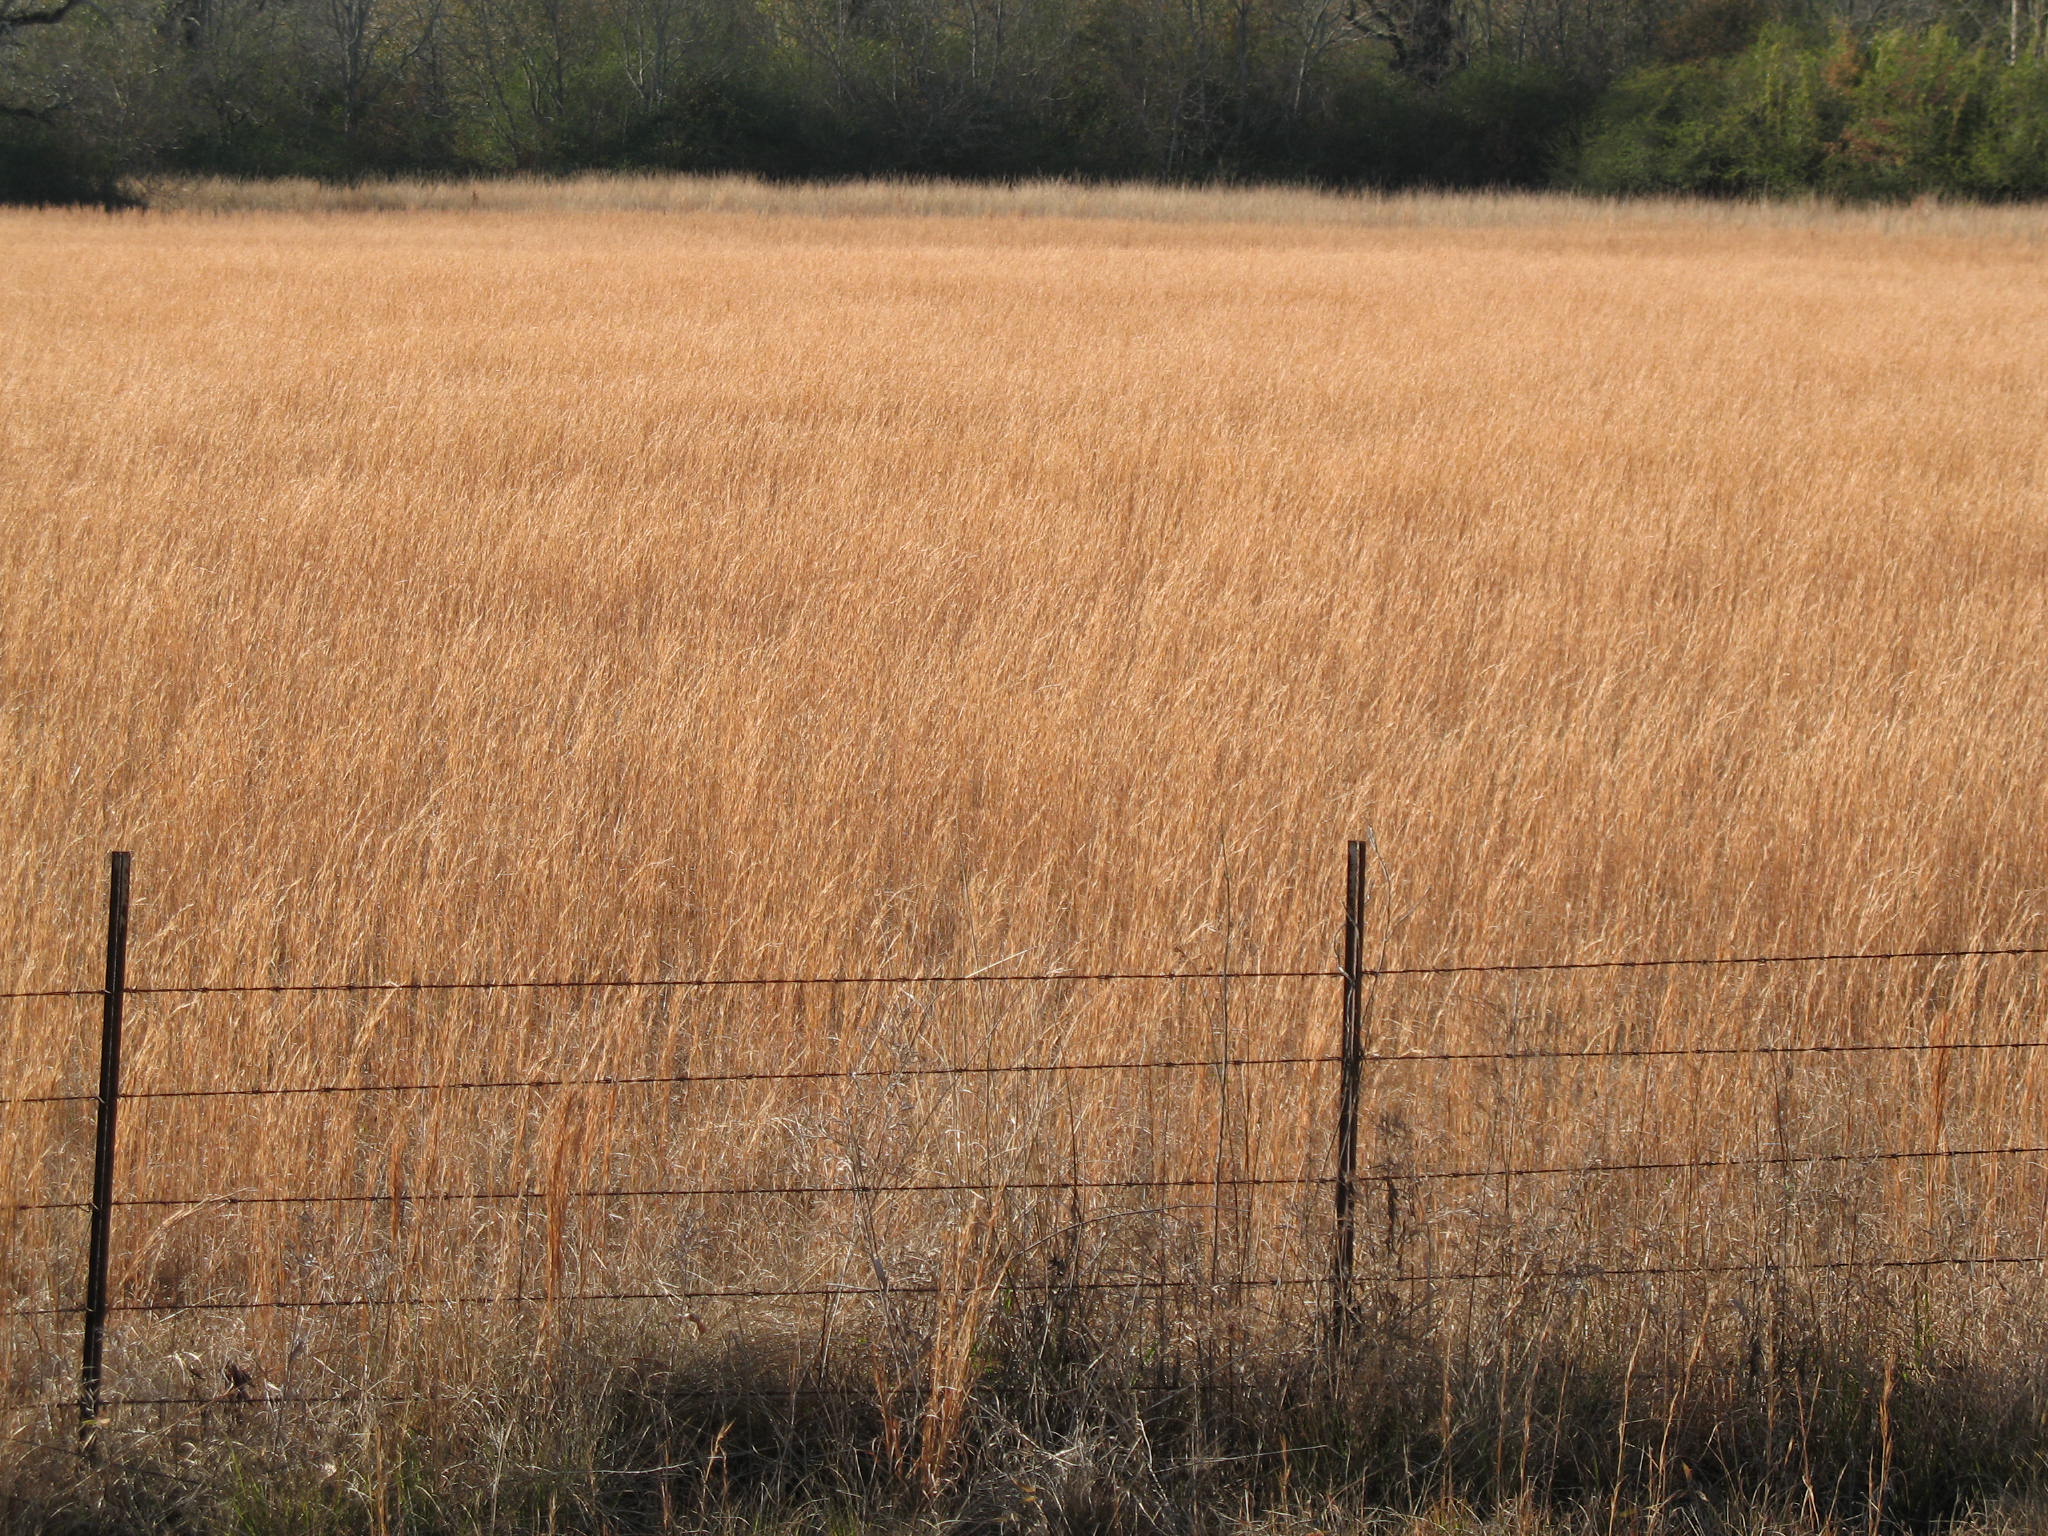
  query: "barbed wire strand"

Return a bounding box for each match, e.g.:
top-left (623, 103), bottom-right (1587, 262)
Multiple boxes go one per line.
top-left (1361, 1038), bottom-right (2048, 1065)
top-left (1, 1383), bottom-right (875, 1413)
top-left (121, 967), bottom-right (1336, 998)
top-left (9, 1249), bottom-right (2044, 1322)
top-left (78, 1030), bottom-right (2048, 1107)
top-left (22, 1139), bottom-right (2042, 1217)
top-left (19, 1172), bottom-right (1328, 1214)
top-left (110, 1052), bottom-right (1338, 1104)
top-left (1366, 944), bottom-right (2048, 981)
top-left (6, 939), bottom-right (2039, 1007)
top-left (7, 941), bottom-right (2043, 1103)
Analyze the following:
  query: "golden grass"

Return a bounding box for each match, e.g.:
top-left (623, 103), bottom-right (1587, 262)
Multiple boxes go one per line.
top-left (3, 180), bottom-right (2047, 1524)
top-left (132, 171), bottom-right (2048, 241)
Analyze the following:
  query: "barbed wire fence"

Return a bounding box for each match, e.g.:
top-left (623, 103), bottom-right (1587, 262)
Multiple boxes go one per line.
top-left (3, 849), bottom-right (2045, 1446)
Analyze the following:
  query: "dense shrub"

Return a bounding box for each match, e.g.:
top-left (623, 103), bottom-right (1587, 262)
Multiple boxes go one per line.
top-left (1969, 53), bottom-right (2048, 193)
top-left (1570, 26), bottom-right (1837, 193)
top-left (1572, 23), bottom-right (2048, 197)
top-left (0, 115), bottom-right (133, 205)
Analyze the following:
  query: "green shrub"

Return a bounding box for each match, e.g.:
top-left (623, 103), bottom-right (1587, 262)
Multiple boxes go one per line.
top-left (1823, 26), bottom-right (1995, 197)
top-left (1569, 26), bottom-right (1836, 194)
top-left (1568, 22), bottom-right (2048, 199)
top-left (1967, 51), bottom-right (2048, 195)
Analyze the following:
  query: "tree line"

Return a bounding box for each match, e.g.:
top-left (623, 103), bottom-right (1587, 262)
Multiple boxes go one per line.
top-left (2, 0), bottom-right (2044, 201)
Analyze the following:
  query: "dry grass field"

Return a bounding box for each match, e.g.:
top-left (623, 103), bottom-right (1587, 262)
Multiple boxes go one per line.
top-left (3, 178), bottom-right (2048, 1532)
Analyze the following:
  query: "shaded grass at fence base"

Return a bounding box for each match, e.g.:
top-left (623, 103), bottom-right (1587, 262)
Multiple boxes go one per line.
top-left (10, 1282), bottom-right (2048, 1535)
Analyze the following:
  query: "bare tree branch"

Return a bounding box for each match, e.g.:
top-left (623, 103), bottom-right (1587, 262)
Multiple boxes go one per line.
top-left (1343, 0), bottom-right (1463, 81)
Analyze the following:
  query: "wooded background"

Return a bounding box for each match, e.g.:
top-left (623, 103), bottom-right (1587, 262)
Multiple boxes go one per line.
top-left (4, 0), bottom-right (2047, 200)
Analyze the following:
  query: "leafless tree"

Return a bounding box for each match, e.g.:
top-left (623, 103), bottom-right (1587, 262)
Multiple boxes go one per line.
top-left (1344, 0), bottom-right (1461, 82)
top-left (321, 0), bottom-right (442, 146)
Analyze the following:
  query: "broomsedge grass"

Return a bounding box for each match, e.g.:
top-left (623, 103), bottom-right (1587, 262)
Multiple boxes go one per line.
top-left (1, 182), bottom-right (2046, 1531)
top-left (132, 171), bottom-right (2048, 239)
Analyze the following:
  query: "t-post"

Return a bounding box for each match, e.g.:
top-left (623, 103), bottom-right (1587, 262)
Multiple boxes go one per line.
top-left (1330, 838), bottom-right (1369, 1349)
top-left (79, 850), bottom-right (130, 1448)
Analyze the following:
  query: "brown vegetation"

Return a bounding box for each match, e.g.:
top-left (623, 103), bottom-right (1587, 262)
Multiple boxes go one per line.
top-left (2, 181), bottom-right (2047, 1531)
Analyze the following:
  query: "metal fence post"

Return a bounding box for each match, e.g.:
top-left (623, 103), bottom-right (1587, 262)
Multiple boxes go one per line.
top-left (1330, 838), bottom-right (1369, 1348)
top-left (79, 850), bottom-right (131, 1447)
